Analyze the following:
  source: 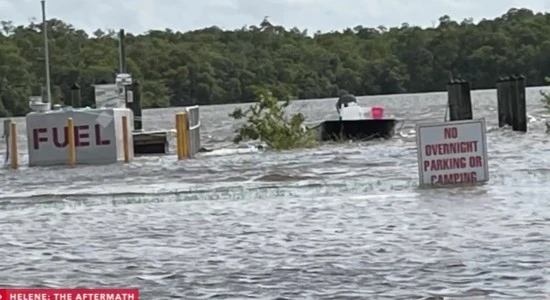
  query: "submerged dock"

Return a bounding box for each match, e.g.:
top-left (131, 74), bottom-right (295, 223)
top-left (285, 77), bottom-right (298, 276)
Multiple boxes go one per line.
top-left (133, 130), bottom-right (168, 154)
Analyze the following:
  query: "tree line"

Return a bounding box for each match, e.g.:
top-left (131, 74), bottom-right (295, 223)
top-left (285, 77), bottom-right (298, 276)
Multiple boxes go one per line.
top-left (0, 8), bottom-right (549, 117)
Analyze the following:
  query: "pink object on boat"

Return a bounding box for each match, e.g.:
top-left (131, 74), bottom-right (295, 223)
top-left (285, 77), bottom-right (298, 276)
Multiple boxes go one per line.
top-left (371, 106), bottom-right (384, 119)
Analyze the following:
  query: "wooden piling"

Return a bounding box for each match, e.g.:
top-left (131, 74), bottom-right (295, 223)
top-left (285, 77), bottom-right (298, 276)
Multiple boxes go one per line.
top-left (447, 79), bottom-right (472, 121)
top-left (496, 77), bottom-right (510, 127)
top-left (496, 75), bottom-right (527, 131)
top-left (505, 78), bottom-right (515, 127)
top-left (509, 77), bottom-right (518, 130)
top-left (459, 80), bottom-right (473, 120)
top-left (512, 75), bottom-right (527, 132)
top-left (70, 82), bottom-right (81, 108)
top-left (3, 119), bottom-right (10, 164)
top-left (447, 80), bottom-right (459, 121)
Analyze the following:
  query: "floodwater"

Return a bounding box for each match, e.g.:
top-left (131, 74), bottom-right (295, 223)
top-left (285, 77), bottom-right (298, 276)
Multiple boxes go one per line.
top-left (1, 87), bottom-right (550, 299)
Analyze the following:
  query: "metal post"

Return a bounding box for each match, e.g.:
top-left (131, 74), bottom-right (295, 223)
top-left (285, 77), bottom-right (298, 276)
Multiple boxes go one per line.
top-left (41, 0), bottom-right (52, 108)
top-left (119, 29), bottom-right (126, 73)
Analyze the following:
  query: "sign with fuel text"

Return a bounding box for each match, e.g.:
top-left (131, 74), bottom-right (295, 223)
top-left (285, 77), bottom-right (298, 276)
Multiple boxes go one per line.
top-left (416, 119), bottom-right (489, 186)
top-left (25, 108), bottom-right (133, 166)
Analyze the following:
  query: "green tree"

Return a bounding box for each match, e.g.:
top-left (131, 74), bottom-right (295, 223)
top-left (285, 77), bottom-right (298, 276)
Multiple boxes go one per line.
top-left (229, 87), bottom-right (317, 150)
top-left (1, 8), bottom-right (550, 116)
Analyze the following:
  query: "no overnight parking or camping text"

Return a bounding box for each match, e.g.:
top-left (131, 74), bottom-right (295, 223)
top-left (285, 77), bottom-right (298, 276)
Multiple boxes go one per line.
top-left (419, 123), bottom-right (486, 185)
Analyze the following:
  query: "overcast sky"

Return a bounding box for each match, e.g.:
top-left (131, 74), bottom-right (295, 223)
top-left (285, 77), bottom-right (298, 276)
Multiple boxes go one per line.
top-left (1, 0), bottom-right (549, 35)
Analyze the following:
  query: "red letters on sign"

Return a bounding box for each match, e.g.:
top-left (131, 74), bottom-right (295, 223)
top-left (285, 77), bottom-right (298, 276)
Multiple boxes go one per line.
top-left (32, 124), bottom-right (111, 150)
top-left (469, 156), bottom-right (483, 168)
top-left (52, 127), bottom-right (68, 148)
top-left (94, 124), bottom-right (110, 145)
top-left (424, 141), bottom-right (478, 156)
top-left (444, 127), bottom-right (458, 139)
top-left (424, 157), bottom-right (467, 171)
top-left (33, 128), bottom-right (47, 150)
top-left (431, 172), bottom-right (477, 184)
top-left (75, 125), bottom-right (90, 147)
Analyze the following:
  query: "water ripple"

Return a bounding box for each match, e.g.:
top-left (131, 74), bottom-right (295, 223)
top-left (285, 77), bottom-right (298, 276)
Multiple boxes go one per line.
top-left (1, 88), bottom-right (550, 298)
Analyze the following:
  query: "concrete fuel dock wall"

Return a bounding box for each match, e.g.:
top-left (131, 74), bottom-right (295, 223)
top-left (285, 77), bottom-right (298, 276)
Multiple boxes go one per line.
top-left (26, 108), bottom-right (134, 166)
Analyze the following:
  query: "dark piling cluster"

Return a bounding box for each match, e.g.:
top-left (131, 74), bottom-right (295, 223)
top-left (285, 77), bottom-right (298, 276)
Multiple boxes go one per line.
top-left (446, 80), bottom-right (472, 121)
top-left (446, 75), bottom-right (527, 132)
top-left (496, 76), bottom-right (526, 132)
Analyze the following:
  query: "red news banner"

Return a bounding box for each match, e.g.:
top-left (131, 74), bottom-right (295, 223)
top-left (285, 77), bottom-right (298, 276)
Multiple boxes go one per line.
top-left (0, 289), bottom-right (139, 300)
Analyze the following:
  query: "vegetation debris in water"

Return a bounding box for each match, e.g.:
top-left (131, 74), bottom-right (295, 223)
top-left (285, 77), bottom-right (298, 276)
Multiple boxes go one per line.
top-left (229, 87), bottom-right (317, 150)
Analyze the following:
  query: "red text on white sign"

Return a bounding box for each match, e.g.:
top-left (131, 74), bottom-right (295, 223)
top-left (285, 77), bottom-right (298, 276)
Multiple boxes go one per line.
top-left (423, 126), bottom-right (483, 184)
top-left (32, 124), bottom-right (111, 150)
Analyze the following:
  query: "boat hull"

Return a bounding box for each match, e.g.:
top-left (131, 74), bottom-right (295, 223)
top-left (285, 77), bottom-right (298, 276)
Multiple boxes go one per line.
top-left (314, 119), bottom-right (398, 142)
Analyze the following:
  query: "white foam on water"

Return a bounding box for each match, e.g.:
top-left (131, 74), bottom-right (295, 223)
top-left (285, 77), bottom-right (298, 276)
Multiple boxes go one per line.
top-left (200, 147), bottom-right (260, 156)
top-left (347, 193), bottom-right (418, 201)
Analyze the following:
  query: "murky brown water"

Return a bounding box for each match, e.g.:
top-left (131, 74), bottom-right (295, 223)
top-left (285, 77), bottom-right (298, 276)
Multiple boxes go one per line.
top-left (1, 87), bottom-right (550, 299)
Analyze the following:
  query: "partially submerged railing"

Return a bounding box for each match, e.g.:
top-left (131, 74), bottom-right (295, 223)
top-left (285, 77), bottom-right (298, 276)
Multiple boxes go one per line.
top-left (186, 105), bottom-right (201, 156)
top-left (175, 105), bottom-right (201, 160)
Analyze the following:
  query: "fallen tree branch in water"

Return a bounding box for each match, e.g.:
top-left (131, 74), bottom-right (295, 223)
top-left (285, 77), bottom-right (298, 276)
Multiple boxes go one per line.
top-left (229, 87), bottom-right (318, 150)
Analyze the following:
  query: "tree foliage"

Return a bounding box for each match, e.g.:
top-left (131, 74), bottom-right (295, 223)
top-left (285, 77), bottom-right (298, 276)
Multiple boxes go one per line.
top-left (1, 8), bottom-right (550, 117)
top-left (229, 87), bottom-right (317, 150)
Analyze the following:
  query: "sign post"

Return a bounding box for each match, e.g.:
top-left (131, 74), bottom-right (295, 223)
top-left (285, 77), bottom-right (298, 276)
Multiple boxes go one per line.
top-left (416, 119), bottom-right (489, 186)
